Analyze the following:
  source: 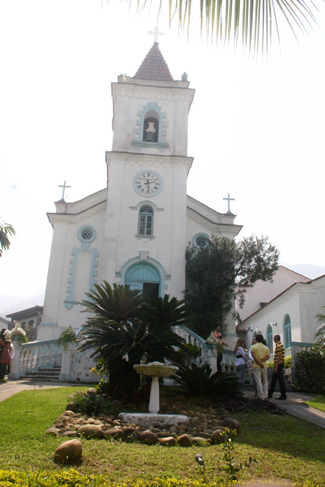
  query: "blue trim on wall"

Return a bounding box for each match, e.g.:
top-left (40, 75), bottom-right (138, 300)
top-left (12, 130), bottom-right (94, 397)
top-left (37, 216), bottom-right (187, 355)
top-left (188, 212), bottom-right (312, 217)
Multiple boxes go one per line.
top-left (65, 227), bottom-right (99, 309)
top-left (131, 101), bottom-right (169, 152)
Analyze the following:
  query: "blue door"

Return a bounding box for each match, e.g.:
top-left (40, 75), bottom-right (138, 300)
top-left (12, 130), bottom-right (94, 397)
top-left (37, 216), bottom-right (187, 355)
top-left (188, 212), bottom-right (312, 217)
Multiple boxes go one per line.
top-left (125, 263), bottom-right (161, 298)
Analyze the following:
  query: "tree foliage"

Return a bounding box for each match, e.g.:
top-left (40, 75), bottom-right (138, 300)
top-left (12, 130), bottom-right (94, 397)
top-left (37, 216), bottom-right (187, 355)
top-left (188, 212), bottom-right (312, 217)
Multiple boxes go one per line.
top-left (0, 218), bottom-right (16, 257)
top-left (78, 282), bottom-right (187, 397)
top-left (127, 0), bottom-right (320, 58)
top-left (185, 235), bottom-right (279, 338)
top-left (172, 361), bottom-right (241, 396)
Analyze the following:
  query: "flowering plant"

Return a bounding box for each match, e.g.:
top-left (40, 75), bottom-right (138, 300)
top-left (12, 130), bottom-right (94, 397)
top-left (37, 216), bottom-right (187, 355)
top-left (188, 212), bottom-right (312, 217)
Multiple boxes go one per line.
top-left (206, 332), bottom-right (223, 353)
top-left (10, 325), bottom-right (28, 344)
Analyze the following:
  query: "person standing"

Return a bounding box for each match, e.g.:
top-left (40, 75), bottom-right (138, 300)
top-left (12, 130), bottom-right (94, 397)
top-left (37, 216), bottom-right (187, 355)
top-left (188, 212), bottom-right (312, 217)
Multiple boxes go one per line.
top-left (234, 338), bottom-right (247, 386)
top-left (0, 340), bottom-right (11, 379)
top-left (213, 326), bottom-right (228, 373)
top-left (251, 334), bottom-right (270, 400)
top-left (248, 337), bottom-right (258, 396)
top-left (268, 334), bottom-right (287, 400)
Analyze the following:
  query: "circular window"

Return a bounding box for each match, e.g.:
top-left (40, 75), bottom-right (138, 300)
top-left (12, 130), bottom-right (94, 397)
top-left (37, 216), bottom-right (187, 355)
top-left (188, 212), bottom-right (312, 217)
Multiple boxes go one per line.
top-left (196, 235), bottom-right (208, 248)
top-left (78, 226), bottom-right (96, 243)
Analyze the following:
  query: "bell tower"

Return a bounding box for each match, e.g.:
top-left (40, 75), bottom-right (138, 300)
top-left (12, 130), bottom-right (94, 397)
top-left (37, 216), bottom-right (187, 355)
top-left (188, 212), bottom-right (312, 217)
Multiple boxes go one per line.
top-left (101, 42), bottom-right (195, 299)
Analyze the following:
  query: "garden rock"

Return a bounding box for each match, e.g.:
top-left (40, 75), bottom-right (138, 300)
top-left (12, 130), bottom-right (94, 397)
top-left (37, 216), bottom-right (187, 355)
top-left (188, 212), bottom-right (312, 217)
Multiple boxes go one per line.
top-left (192, 437), bottom-right (210, 445)
top-left (219, 417), bottom-right (240, 431)
top-left (122, 427), bottom-right (137, 442)
top-left (104, 427), bottom-right (123, 439)
top-left (78, 424), bottom-right (105, 439)
top-left (54, 439), bottom-right (82, 464)
top-left (178, 434), bottom-right (193, 447)
top-left (211, 428), bottom-right (227, 444)
top-left (159, 436), bottom-right (176, 446)
top-left (140, 430), bottom-right (158, 445)
top-left (87, 388), bottom-right (97, 395)
top-left (45, 427), bottom-right (60, 436)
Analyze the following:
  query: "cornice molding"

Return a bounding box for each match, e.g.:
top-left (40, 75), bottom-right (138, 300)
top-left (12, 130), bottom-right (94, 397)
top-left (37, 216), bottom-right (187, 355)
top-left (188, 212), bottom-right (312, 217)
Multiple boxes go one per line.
top-left (112, 83), bottom-right (195, 103)
top-left (48, 201), bottom-right (107, 225)
top-left (106, 151), bottom-right (193, 170)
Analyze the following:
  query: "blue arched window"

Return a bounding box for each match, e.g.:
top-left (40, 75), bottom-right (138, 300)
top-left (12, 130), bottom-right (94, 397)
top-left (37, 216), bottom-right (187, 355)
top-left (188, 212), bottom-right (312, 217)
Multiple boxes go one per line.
top-left (138, 205), bottom-right (154, 236)
top-left (283, 314), bottom-right (292, 349)
top-left (266, 325), bottom-right (273, 354)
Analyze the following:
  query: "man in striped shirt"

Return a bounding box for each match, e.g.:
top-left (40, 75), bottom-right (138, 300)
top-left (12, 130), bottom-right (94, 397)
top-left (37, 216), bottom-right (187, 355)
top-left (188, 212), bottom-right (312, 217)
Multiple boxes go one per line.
top-left (268, 334), bottom-right (287, 400)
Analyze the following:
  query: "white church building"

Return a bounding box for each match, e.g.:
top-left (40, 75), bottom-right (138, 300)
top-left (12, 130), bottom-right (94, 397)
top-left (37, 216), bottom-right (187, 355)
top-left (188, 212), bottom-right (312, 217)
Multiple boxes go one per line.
top-left (38, 42), bottom-right (242, 343)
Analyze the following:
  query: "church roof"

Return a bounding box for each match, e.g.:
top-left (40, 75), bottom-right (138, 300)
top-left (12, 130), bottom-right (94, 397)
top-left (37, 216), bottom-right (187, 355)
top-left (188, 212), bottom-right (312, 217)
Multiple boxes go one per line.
top-left (133, 42), bottom-right (174, 81)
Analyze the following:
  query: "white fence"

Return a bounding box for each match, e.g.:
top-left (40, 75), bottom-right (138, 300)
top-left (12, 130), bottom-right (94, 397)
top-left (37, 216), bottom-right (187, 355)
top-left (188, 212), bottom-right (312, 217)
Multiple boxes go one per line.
top-left (9, 325), bottom-right (237, 382)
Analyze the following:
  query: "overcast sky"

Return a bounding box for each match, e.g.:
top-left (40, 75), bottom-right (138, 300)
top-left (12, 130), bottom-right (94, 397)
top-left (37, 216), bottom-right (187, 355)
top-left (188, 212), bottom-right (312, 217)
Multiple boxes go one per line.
top-left (1, 0), bottom-right (325, 315)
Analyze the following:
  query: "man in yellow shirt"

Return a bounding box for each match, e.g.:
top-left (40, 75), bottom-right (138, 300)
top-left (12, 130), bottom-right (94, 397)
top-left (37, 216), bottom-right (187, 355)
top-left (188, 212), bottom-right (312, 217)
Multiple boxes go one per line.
top-left (251, 334), bottom-right (270, 400)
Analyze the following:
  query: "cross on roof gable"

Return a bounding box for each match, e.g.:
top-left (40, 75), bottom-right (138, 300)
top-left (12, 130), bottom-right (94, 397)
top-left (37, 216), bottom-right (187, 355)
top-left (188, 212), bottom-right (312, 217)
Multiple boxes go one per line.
top-left (133, 42), bottom-right (174, 82)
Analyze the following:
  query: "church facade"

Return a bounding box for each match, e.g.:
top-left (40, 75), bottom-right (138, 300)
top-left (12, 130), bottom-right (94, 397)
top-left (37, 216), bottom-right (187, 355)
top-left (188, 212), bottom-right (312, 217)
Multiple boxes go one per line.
top-left (38, 42), bottom-right (242, 341)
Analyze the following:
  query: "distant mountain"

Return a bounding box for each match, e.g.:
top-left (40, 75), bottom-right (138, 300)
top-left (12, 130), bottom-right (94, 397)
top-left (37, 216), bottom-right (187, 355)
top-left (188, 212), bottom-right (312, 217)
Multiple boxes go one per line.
top-left (283, 264), bottom-right (325, 280)
top-left (0, 291), bottom-right (45, 318)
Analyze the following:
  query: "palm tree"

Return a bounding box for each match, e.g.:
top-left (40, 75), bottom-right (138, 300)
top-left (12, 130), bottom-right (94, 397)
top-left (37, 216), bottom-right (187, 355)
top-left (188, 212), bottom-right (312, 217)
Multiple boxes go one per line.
top-left (78, 282), bottom-right (187, 397)
top-left (129, 0), bottom-right (319, 58)
top-left (0, 218), bottom-right (16, 257)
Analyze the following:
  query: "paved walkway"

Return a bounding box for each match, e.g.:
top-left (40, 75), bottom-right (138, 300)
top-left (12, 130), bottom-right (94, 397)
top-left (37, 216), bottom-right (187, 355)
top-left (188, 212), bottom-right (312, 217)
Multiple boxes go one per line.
top-left (0, 379), bottom-right (82, 403)
top-left (0, 379), bottom-right (325, 429)
top-left (244, 389), bottom-right (325, 429)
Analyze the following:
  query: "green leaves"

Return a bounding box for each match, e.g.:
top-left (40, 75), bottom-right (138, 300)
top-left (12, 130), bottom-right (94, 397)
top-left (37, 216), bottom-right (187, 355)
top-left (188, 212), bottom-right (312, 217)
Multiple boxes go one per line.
top-left (185, 234), bottom-right (279, 337)
top-left (172, 361), bottom-right (241, 396)
top-left (78, 282), bottom-right (186, 373)
top-left (0, 218), bottom-right (16, 257)
top-left (132, 0), bottom-right (320, 58)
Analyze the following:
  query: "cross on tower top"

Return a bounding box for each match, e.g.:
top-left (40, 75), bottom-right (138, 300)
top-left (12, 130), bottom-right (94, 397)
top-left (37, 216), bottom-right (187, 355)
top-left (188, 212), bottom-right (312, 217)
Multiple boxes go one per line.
top-left (148, 26), bottom-right (165, 43)
top-left (58, 180), bottom-right (71, 201)
top-left (223, 193), bottom-right (235, 214)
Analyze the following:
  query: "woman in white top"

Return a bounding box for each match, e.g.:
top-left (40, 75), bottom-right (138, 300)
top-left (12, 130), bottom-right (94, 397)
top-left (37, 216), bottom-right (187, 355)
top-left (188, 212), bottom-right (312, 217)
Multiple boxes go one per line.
top-left (234, 338), bottom-right (247, 385)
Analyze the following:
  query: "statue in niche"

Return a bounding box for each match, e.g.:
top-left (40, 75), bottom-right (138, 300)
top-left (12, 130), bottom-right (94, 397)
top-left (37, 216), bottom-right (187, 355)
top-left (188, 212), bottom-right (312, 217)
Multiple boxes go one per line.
top-left (143, 117), bottom-right (158, 142)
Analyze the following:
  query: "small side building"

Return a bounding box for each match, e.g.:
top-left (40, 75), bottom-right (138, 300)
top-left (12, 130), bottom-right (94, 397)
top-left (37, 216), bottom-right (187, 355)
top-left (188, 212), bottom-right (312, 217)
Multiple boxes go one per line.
top-left (6, 305), bottom-right (43, 341)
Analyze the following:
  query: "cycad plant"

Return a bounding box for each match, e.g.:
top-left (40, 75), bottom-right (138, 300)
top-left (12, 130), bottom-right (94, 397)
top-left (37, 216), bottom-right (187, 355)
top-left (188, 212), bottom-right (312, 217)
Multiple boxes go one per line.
top-left (78, 282), bottom-right (187, 398)
top-left (173, 362), bottom-right (241, 397)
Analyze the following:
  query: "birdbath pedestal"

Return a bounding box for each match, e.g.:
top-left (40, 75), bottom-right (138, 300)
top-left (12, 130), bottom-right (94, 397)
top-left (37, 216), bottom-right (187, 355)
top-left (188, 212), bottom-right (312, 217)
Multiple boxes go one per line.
top-left (133, 361), bottom-right (178, 414)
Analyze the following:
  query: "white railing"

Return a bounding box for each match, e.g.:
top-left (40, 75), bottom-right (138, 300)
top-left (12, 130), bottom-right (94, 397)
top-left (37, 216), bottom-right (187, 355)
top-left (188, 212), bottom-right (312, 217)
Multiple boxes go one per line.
top-left (10, 326), bottom-right (237, 382)
top-left (9, 339), bottom-right (63, 379)
top-left (174, 325), bottom-right (236, 374)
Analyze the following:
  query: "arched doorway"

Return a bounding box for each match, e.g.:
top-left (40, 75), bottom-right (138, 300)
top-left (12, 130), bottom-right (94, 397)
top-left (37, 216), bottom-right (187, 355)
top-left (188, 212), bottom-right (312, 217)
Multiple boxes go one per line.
top-left (125, 263), bottom-right (161, 298)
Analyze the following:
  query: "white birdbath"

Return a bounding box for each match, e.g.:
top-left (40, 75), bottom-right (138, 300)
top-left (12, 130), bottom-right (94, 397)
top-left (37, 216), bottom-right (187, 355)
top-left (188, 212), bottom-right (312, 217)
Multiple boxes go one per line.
top-left (118, 361), bottom-right (188, 427)
top-left (133, 361), bottom-right (178, 414)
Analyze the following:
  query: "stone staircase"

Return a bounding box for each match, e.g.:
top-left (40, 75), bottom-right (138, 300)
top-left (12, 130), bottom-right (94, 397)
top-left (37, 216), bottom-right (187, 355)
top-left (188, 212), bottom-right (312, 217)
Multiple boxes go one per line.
top-left (21, 365), bottom-right (61, 381)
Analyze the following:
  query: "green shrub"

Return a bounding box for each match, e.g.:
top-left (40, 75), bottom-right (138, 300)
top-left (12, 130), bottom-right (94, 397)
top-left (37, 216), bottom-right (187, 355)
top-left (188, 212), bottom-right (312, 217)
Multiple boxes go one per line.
top-left (267, 356), bottom-right (291, 369)
top-left (172, 362), bottom-right (240, 397)
top-left (68, 391), bottom-right (111, 416)
top-left (57, 325), bottom-right (77, 347)
top-left (0, 469), bottom-right (227, 487)
top-left (284, 355), bottom-right (292, 368)
top-left (294, 347), bottom-right (325, 393)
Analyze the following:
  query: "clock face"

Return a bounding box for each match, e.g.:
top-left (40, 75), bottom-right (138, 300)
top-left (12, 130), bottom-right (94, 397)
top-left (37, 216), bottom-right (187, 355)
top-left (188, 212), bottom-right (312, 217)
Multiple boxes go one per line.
top-left (134, 170), bottom-right (162, 197)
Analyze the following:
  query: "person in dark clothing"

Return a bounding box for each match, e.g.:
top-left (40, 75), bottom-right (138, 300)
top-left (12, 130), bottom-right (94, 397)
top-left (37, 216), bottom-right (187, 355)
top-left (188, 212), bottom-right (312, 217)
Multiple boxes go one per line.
top-left (268, 334), bottom-right (287, 400)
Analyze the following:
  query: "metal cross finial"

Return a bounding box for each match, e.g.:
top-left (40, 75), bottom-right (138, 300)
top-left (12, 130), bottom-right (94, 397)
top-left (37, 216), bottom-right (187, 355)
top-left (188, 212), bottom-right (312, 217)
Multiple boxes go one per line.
top-left (58, 180), bottom-right (71, 200)
top-left (223, 193), bottom-right (235, 213)
top-left (148, 26), bottom-right (165, 43)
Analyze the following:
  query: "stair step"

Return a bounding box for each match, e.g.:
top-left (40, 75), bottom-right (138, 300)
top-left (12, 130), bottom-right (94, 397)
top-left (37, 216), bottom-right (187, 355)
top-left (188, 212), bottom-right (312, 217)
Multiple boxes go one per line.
top-left (20, 375), bottom-right (61, 381)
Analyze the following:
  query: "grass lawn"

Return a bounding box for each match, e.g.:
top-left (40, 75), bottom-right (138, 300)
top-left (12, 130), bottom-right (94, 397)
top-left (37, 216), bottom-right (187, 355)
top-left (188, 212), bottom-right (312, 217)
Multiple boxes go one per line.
top-left (0, 387), bottom-right (324, 486)
top-left (305, 395), bottom-right (325, 412)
